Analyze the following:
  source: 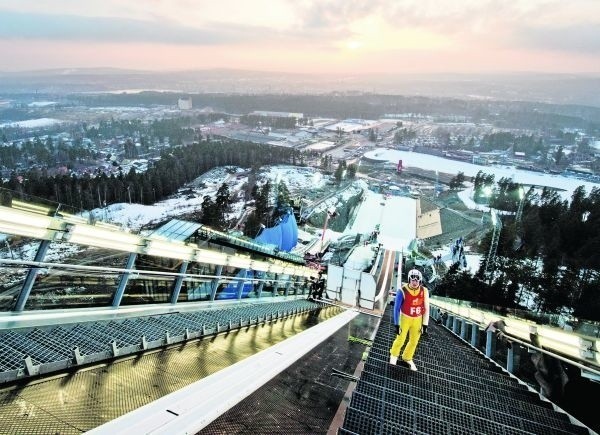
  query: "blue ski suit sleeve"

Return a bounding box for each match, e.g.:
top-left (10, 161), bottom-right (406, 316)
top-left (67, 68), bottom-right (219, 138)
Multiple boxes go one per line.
top-left (393, 288), bottom-right (404, 325)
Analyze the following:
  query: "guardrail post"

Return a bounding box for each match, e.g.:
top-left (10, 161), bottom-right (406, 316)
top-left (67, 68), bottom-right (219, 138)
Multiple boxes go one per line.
top-left (460, 319), bottom-right (468, 339)
top-left (256, 278), bottom-right (265, 299)
top-left (507, 345), bottom-right (514, 373)
top-left (485, 330), bottom-right (495, 358)
top-left (470, 323), bottom-right (478, 347)
top-left (235, 272), bottom-right (246, 300)
top-left (284, 276), bottom-right (294, 296)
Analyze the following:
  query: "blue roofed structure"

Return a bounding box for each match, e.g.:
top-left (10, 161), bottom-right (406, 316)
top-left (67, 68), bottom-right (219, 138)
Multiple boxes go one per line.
top-left (254, 209), bottom-right (299, 252)
top-left (214, 210), bottom-right (301, 300)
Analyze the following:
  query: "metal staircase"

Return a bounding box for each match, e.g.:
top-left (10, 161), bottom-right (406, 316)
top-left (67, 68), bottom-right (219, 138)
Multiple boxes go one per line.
top-left (339, 306), bottom-right (591, 435)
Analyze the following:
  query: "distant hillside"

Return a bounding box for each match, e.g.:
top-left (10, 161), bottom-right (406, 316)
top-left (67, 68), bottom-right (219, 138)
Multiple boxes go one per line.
top-left (1, 68), bottom-right (599, 108)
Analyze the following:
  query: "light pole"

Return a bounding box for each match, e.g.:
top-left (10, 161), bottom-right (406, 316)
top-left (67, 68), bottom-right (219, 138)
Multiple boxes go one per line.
top-left (378, 198), bottom-right (386, 234)
top-left (483, 185), bottom-right (493, 206)
top-left (515, 187), bottom-right (525, 223)
top-left (513, 186), bottom-right (526, 251)
top-left (273, 173), bottom-right (281, 208)
top-left (475, 184), bottom-right (493, 214)
top-left (5, 239), bottom-right (14, 260)
top-left (484, 209), bottom-right (502, 283)
top-left (320, 206), bottom-right (337, 252)
top-left (255, 223), bottom-right (266, 239)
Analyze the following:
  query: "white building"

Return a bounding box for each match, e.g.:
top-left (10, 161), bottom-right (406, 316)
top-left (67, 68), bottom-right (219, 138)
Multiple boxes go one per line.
top-left (178, 98), bottom-right (193, 110)
top-left (250, 110), bottom-right (303, 119)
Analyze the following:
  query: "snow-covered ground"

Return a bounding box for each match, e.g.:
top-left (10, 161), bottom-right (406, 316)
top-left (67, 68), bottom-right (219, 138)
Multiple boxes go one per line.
top-left (92, 165), bottom-right (330, 232)
top-left (346, 191), bottom-right (416, 251)
top-left (259, 166), bottom-right (328, 191)
top-left (27, 102), bottom-right (57, 107)
top-left (430, 246), bottom-right (482, 274)
top-left (0, 118), bottom-right (65, 128)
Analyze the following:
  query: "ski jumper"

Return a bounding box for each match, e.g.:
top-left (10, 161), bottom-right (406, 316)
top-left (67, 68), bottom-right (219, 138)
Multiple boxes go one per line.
top-left (390, 283), bottom-right (429, 362)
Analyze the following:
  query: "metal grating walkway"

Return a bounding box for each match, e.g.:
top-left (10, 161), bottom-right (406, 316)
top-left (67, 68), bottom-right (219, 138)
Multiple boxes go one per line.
top-left (0, 303), bottom-right (345, 434)
top-left (339, 306), bottom-right (591, 435)
top-left (0, 299), bottom-right (322, 384)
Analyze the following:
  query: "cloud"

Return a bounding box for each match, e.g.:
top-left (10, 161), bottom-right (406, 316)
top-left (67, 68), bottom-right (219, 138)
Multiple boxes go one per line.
top-left (293, 0), bottom-right (599, 45)
top-left (296, 0), bottom-right (385, 30)
top-left (0, 10), bottom-right (277, 45)
top-left (1, 1), bottom-right (599, 73)
top-left (513, 23), bottom-right (600, 54)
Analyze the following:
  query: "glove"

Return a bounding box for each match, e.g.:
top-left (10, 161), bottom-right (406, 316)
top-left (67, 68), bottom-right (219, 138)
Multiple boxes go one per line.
top-left (395, 324), bottom-right (401, 335)
top-left (421, 325), bottom-right (428, 336)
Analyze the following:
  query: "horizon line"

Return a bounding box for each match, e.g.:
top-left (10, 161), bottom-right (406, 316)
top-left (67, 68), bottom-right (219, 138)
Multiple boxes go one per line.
top-left (1, 67), bottom-right (600, 77)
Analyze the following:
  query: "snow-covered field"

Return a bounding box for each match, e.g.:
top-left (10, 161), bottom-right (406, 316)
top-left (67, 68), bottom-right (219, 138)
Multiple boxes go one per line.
top-left (364, 148), bottom-right (600, 200)
top-left (0, 118), bottom-right (65, 128)
top-left (92, 165), bottom-right (331, 232)
top-left (27, 102), bottom-right (57, 107)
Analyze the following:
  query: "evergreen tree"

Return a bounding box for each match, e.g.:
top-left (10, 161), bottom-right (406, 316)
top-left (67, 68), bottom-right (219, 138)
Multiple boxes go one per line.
top-left (200, 195), bottom-right (218, 228)
top-left (215, 183), bottom-right (231, 224)
top-left (347, 163), bottom-right (357, 179)
top-left (334, 160), bottom-right (347, 183)
top-left (449, 172), bottom-right (465, 189)
top-left (276, 181), bottom-right (291, 208)
top-left (554, 145), bottom-right (565, 166)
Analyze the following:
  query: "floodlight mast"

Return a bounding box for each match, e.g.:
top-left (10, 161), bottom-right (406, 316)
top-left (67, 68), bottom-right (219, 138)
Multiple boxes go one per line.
top-left (516, 187), bottom-right (525, 223)
top-left (319, 207), bottom-right (337, 252)
top-left (484, 209), bottom-right (502, 283)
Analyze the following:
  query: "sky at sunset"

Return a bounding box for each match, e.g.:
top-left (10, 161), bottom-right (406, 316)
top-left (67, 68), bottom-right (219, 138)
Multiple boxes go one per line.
top-left (0, 0), bottom-right (599, 74)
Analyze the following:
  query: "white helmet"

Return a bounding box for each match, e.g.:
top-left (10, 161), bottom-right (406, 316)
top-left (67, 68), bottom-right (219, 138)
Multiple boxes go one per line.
top-left (407, 269), bottom-right (423, 283)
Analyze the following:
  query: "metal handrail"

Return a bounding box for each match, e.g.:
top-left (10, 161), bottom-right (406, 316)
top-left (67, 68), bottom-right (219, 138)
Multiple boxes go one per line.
top-left (431, 300), bottom-right (600, 375)
top-left (495, 328), bottom-right (600, 378)
top-left (0, 258), bottom-right (295, 285)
